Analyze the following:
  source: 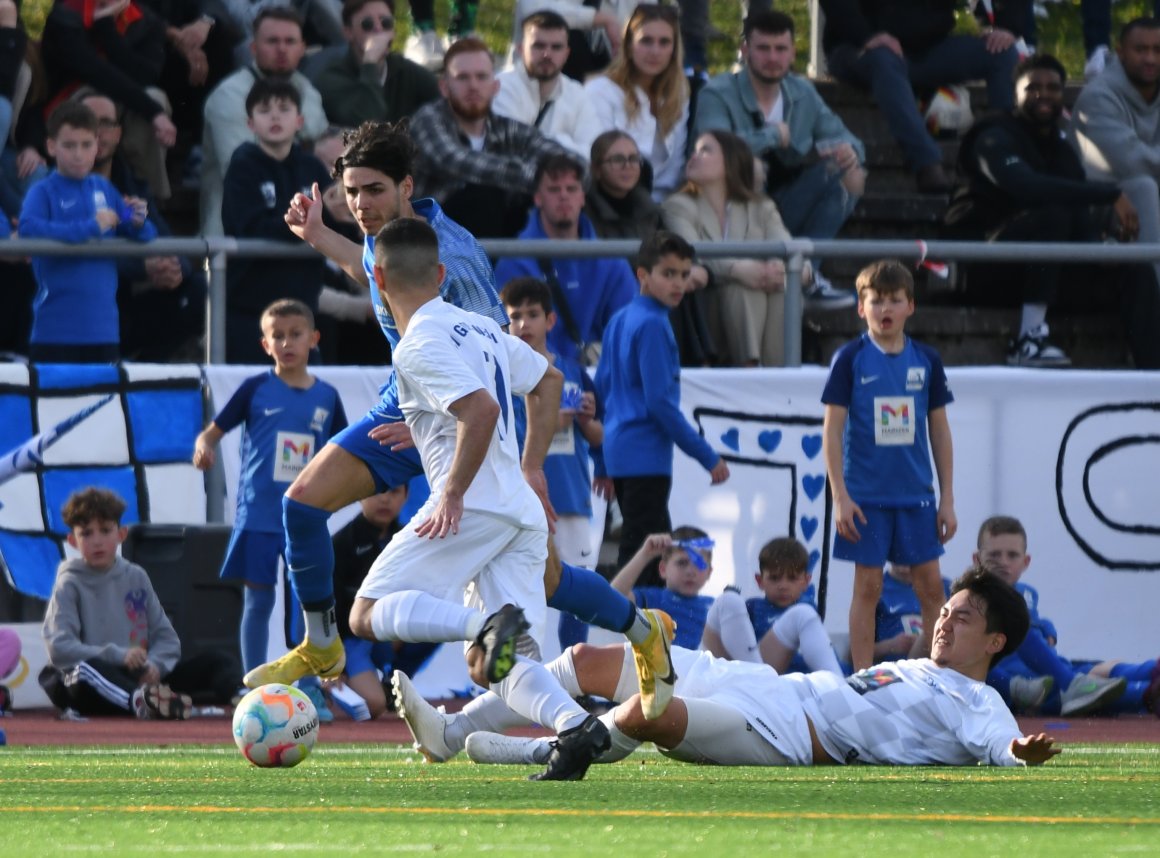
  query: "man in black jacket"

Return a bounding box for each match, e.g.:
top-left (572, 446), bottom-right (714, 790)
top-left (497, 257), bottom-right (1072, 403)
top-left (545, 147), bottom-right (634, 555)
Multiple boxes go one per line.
top-left (819, 0), bottom-right (1019, 193)
top-left (945, 53), bottom-right (1160, 369)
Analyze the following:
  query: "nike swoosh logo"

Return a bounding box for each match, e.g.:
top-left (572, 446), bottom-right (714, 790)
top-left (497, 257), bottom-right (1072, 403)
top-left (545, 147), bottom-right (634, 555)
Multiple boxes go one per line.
top-left (355, 545), bottom-right (374, 555)
top-left (860, 375), bottom-right (879, 384)
top-left (264, 408), bottom-right (284, 416)
top-left (62, 199), bottom-right (77, 209)
top-left (579, 550), bottom-right (592, 557)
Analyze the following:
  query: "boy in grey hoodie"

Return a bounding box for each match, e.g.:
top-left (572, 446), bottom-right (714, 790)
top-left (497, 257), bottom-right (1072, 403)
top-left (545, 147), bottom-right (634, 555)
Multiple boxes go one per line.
top-left (39, 487), bottom-right (238, 719)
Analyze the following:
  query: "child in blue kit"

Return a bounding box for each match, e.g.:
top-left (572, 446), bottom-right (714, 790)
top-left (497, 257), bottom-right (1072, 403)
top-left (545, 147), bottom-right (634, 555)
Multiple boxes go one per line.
top-left (874, 563), bottom-right (951, 663)
top-left (193, 299), bottom-right (348, 718)
top-left (702, 536), bottom-right (846, 676)
top-left (822, 259), bottom-right (957, 672)
top-left (18, 100), bottom-right (157, 363)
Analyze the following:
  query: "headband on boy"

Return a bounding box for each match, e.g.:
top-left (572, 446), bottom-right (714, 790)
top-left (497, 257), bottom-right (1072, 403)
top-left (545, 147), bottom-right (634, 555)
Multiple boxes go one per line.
top-left (674, 536), bottom-right (715, 571)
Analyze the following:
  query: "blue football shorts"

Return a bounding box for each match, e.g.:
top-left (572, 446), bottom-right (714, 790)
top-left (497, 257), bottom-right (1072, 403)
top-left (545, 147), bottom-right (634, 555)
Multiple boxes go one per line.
top-left (832, 502), bottom-right (944, 568)
top-left (330, 375), bottom-right (423, 494)
top-left (219, 529), bottom-right (285, 587)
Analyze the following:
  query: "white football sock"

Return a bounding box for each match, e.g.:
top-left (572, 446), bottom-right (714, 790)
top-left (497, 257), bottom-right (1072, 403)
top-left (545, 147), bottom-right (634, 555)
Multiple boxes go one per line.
top-left (772, 604), bottom-right (844, 676)
top-left (623, 609), bottom-right (653, 645)
top-left (445, 691), bottom-right (527, 753)
top-left (1020, 303), bottom-right (1047, 336)
top-left (597, 711), bottom-right (642, 763)
top-left (304, 606), bottom-right (338, 646)
top-left (369, 590), bottom-right (482, 642)
top-left (706, 589), bottom-right (762, 662)
top-left (491, 657), bottom-right (588, 735)
top-left (546, 647), bottom-right (583, 697)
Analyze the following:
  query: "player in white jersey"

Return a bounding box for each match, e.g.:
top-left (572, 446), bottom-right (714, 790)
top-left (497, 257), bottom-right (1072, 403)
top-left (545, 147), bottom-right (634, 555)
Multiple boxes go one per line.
top-left (347, 218), bottom-right (610, 780)
top-left (455, 567), bottom-right (1062, 769)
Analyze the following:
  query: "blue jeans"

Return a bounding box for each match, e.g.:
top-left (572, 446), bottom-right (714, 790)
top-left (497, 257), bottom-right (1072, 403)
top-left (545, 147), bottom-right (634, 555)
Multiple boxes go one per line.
top-left (771, 161), bottom-right (858, 241)
top-left (827, 35), bottom-right (1019, 170)
top-left (0, 144), bottom-right (49, 223)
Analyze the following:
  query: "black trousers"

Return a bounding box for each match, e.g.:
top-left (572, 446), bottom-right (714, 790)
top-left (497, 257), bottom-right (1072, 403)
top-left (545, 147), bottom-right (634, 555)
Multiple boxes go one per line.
top-left (613, 475), bottom-right (672, 589)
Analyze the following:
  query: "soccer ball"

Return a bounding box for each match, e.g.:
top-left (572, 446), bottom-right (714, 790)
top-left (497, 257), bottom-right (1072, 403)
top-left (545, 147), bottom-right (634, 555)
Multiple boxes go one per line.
top-left (924, 85), bottom-right (974, 139)
top-left (232, 683), bottom-right (319, 768)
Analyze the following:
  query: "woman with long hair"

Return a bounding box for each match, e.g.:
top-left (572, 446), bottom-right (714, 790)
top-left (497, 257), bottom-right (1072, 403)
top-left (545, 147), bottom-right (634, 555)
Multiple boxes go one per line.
top-left (585, 130), bottom-right (660, 240)
top-left (584, 4), bottom-right (688, 201)
top-left (662, 129), bottom-right (808, 367)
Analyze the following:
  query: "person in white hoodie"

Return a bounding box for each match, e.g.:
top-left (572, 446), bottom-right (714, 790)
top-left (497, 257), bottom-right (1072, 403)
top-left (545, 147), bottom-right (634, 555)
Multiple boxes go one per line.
top-left (494, 10), bottom-right (603, 163)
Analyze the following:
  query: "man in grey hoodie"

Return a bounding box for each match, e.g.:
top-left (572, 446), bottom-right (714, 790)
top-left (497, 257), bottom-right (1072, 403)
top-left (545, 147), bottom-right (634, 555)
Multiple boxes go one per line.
top-left (39, 487), bottom-right (238, 719)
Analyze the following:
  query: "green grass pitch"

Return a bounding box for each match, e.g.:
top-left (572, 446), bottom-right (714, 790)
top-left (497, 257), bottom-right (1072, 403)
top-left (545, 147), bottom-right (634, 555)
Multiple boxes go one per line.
top-left (1, 743), bottom-right (1158, 857)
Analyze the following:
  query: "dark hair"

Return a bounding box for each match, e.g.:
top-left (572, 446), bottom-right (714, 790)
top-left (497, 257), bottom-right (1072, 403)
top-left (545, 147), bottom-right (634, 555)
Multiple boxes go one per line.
top-left (758, 536), bottom-right (808, 575)
top-left (949, 566), bottom-right (1030, 667)
top-left (62, 487), bottom-right (127, 528)
top-left (590, 129), bottom-right (637, 167)
top-left (976, 515), bottom-right (1027, 550)
top-left (1120, 16), bottom-right (1160, 44)
top-left (521, 9), bottom-right (569, 33)
top-left (662, 525), bottom-right (710, 561)
top-left (500, 276), bottom-right (553, 315)
top-left (443, 36), bottom-right (493, 75)
top-left (253, 5), bottom-right (304, 35)
top-left (534, 152), bottom-right (585, 188)
top-left (245, 77), bottom-right (302, 116)
top-left (743, 9), bottom-right (795, 40)
top-left (855, 258), bottom-right (914, 302)
top-left (1014, 52), bottom-right (1067, 86)
top-left (262, 298), bottom-right (315, 329)
top-left (47, 100), bottom-right (97, 138)
top-left (694, 129), bottom-right (757, 202)
top-left (373, 217), bottom-right (440, 285)
top-left (341, 0), bottom-right (394, 26)
top-left (637, 229), bottom-right (694, 270)
top-left (333, 119), bottom-right (414, 182)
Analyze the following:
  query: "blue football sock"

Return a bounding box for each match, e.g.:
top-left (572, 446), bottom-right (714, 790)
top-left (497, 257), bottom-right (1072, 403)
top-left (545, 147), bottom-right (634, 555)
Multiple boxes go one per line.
top-left (548, 562), bottom-right (636, 633)
top-left (1109, 661), bottom-right (1156, 683)
top-left (283, 495), bottom-right (336, 609)
top-left (240, 586), bottom-right (276, 673)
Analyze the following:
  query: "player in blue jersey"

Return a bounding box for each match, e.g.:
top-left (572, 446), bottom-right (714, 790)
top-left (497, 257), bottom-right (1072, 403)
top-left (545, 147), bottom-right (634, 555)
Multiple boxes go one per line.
top-left (874, 564), bottom-right (951, 663)
top-left (193, 300), bottom-right (348, 713)
top-left (253, 121), bottom-right (677, 718)
top-left (822, 259), bottom-right (957, 672)
top-left (703, 537), bottom-right (845, 676)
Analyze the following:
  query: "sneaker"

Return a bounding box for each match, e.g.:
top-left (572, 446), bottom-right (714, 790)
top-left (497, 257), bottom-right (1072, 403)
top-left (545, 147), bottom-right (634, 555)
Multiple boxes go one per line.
top-left (299, 683), bottom-right (335, 724)
top-left (142, 683), bottom-right (192, 720)
top-left (131, 686), bottom-right (150, 720)
top-left (1085, 45), bottom-right (1110, 81)
top-left (1009, 675), bottom-right (1053, 712)
top-left (465, 731), bottom-right (553, 765)
top-left (804, 273), bottom-right (857, 311)
top-left (1007, 323), bottom-right (1071, 368)
top-left (405, 30), bottom-right (447, 72)
top-left (1144, 661), bottom-right (1160, 717)
top-left (1059, 673), bottom-right (1126, 717)
top-left (0, 684), bottom-right (11, 714)
top-left (632, 609), bottom-right (677, 720)
top-left (391, 670), bottom-right (457, 762)
top-left (474, 604), bottom-right (530, 684)
top-left (243, 637), bottom-right (345, 689)
top-left (528, 714), bottom-right (611, 781)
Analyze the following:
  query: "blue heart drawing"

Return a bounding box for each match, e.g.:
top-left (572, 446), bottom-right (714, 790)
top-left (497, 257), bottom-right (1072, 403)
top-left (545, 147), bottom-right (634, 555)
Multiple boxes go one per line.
top-left (801, 434), bottom-right (823, 460)
top-left (807, 549), bottom-right (820, 572)
top-left (803, 474), bottom-right (825, 501)
top-left (800, 516), bottom-right (818, 542)
top-left (758, 429), bottom-right (782, 453)
top-left (720, 427), bottom-right (740, 452)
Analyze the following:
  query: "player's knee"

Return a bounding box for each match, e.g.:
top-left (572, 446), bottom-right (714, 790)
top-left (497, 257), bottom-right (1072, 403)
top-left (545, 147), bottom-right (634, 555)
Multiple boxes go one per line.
top-left (613, 695), bottom-right (650, 737)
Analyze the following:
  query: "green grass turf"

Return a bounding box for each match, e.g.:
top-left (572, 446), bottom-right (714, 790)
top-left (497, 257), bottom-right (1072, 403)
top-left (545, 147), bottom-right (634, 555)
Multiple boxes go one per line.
top-left (1, 743), bottom-right (1158, 856)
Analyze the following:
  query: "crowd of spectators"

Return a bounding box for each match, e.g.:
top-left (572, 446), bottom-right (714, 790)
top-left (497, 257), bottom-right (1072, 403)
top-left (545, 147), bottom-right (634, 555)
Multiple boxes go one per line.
top-left (1, 0), bottom-right (1158, 369)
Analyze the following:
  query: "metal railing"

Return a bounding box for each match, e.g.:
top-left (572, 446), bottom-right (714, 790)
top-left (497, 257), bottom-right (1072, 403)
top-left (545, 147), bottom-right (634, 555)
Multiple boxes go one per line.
top-left (4, 236), bottom-right (1159, 367)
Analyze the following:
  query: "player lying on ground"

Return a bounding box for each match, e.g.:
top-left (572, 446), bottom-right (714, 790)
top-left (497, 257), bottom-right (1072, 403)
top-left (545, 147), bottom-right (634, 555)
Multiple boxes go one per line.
top-left (394, 566), bottom-right (1061, 768)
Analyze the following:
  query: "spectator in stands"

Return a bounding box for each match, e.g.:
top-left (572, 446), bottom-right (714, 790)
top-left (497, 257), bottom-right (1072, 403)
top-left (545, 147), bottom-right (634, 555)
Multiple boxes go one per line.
top-left (585, 129), bottom-right (658, 240)
top-left (493, 153), bottom-right (637, 367)
top-left (1070, 17), bottom-right (1160, 302)
top-left (311, 0), bottom-right (438, 129)
top-left (494, 10), bottom-right (602, 163)
top-left (945, 53), bottom-right (1160, 369)
top-left (79, 90), bottom-right (205, 362)
top-left (408, 37), bottom-right (571, 239)
top-left (818, 0), bottom-right (1019, 193)
top-left (662, 129), bottom-right (804, 367)
top-left (216, 0), bottom-right (345, 66)
top-left (0, 0), bottom-right (49, 220)
top-left (585, 3), bottom-right (689, 201)
top-left (403, 0), bottom-right (477, 71)
top-left (220, 78), bottom-right (332, 363)
top-left (19, 101), bottom-right (157, 363)
top-left (40, 486), bottom-right (239, 719)
top-left (41, 0), bottom-right (178, 199)
top-left (694, 10), bottom-right (864, 310)
top-left (201, 6), bottom-right (329, 235)
top-left (507, 0), bottom-right (629, 82)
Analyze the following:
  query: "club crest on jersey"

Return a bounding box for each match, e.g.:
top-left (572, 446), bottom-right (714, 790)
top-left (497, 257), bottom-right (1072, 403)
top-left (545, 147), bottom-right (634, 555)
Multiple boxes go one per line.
top-left (261, 181), bottom-right (277, 209)
top-left (309, 407), bottom-right (330, 434)
top-left (905, 367), bottom-right (925, 391)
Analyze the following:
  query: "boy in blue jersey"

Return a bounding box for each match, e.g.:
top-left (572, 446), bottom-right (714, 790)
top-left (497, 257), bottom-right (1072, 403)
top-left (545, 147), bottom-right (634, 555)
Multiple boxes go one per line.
top-left (703, 537), bottom-right (846, 676)
top-left (595, 231), bottom-right (731, 588)
top-left (18, 101), bottom-right (157, 363)
top-left (975, 516), bottom-right (1156, 717)
top-left (874, 563), bottom-right (951, 663)
top-left (822, 259), bottom-right (956, 672)
top-left (193, 299), bottom-right (348, 719)
top-left (257, 121), bottom-right (678, 720)
top-left (222, 78), bottom-right (333, 365)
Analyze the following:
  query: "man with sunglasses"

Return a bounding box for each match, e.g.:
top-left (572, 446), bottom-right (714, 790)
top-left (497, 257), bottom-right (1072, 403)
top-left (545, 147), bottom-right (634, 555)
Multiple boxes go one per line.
top-left (312, 0), bottom-right (440, 129)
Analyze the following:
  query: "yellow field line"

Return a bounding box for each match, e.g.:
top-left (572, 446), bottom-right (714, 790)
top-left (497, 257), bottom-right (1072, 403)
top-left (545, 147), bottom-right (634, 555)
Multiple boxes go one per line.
top-left (0, 805), bottom-right (1157, 825)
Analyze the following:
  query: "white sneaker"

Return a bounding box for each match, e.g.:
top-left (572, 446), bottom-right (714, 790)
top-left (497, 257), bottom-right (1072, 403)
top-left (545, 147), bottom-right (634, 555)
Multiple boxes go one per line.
top-left (1007, 323), bottom-right (1071, 368)
top-left (465, 731), bottom-right (553, 765)
top-left (405, 30), bottom-right (448, 72)
top-left (1085, 45), bottom-right (1110, 81)
top-left (391, 670), bottom-right (457, 762)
